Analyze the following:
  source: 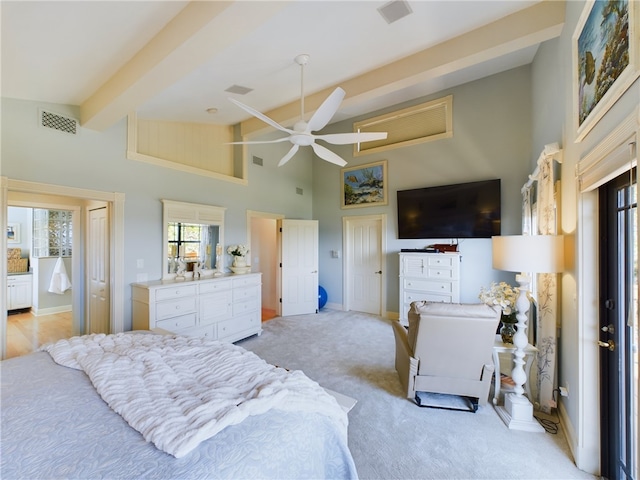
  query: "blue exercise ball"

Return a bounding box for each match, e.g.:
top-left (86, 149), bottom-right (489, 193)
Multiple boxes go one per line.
top-left (318, 285), bottom-right (328, 309)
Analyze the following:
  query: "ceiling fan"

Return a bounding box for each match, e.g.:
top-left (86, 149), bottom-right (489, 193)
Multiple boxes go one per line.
top-left (228, 54), bottom-right (387, 167)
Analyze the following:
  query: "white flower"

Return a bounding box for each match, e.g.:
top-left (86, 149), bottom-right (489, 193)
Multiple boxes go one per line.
top-left (479, 281), bottom-right (518, 315)
top-left (227, 244), bottom-right (249, 257)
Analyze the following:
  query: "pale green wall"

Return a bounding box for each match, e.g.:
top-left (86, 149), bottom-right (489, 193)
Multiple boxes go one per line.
top-left (1, 98), bottom-right (314, 330)
top-left (312, 65), bottom-right (533, 312)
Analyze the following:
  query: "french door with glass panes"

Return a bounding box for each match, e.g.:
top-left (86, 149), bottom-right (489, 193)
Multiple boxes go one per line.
top-left (599, 168), bottom-right (638, 480)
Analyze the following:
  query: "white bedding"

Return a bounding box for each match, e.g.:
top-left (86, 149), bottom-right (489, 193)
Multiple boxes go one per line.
top-left (42, 333), bottom-right (348, 458)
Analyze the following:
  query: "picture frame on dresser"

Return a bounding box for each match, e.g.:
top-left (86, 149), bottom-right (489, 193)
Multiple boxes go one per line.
top-left (573, 0), bottom-right (640, 142)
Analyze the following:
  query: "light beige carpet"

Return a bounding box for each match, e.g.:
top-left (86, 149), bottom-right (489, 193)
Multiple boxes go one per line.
top-left (239, 309), bottom-right (596, 480)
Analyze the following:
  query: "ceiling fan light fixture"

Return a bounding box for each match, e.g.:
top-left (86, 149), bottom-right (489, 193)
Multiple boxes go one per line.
top-left (227, 54), bottom-right (387, 168)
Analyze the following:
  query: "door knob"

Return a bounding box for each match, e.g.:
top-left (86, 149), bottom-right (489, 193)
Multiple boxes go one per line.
top-left (598, 340), bottom-right (615, 351)
top-left (375, 271), bottom-right (382, 274)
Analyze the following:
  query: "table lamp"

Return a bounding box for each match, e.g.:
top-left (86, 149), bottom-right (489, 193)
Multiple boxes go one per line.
top-left (492, 234), bottom-right (564, 432)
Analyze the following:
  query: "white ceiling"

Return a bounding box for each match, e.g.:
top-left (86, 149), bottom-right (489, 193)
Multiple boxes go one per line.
top-left (1, 1), bottom-right (565, 134)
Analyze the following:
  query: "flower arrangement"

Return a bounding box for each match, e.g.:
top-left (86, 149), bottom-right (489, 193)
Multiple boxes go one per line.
top-left (478, 281), bottom-right (519, 316)
top-left (227, 244), bottom-right (249, 257)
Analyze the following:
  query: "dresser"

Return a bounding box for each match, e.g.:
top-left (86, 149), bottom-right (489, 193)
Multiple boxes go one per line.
top-left (7, 273), bottom-right (33, 310)
top-left (132, 273), bottom-right (262, 343)
top-left (398, 252), bottom-right (460, 324)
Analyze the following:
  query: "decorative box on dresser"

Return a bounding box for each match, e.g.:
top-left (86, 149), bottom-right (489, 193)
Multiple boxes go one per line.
top-left (398, 252), bottom-right (461, 325)
top-left (132, 273), bottom-right (262, 343)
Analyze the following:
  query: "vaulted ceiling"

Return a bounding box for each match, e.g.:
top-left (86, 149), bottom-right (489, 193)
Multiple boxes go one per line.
top-left (1, 1), bottom-right (564, 137)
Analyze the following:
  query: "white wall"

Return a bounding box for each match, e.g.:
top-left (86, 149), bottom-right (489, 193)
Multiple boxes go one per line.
top-left (312, 65), bottom-right (533, 314)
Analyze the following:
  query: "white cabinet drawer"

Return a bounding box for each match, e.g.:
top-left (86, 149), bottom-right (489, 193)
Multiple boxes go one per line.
top-left (218, 312), bottom-right (260, 340)
top-left (155, 285), bottom-right (197, 301)
top-left (403, 278), bottom-right (454, 293)
top-left (233, 285), bottom-right (260, 302)
top-left (233, 298), bottom-right (259, 316)
top-left (232, 275), bottom-right (260, 288)
top-left (427, 255), bottom-right (455, 267)
top-left (199, 280), bottom-right (232, 294)
top-left (200, 290), bottom-right (233, 324)
top-left (156, 313), bottom-right (197, 332)
top-left (426, 267), bottom-right (455, 280)
top-left (157, 297), bottom-right (196, 320)
top-left (182, 323), bottom-right (217, 340)
top-left (404, 286), bottom-right (454, 304)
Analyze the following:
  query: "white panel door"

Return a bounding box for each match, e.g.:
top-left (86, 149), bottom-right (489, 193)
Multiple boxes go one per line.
top-left (88, 207), bottom-right (110, 333)
top-left (346, 216), bottom-right (383, 315)
top-left (278, 219), bottom-right (318, 316)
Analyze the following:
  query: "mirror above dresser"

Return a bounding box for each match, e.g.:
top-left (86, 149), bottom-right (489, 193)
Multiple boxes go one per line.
top-left (162, 199), bottom-right (226, 279)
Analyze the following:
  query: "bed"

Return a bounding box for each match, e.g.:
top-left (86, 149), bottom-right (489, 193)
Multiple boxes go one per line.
top-left (1, 332), bottom-right (358, 479)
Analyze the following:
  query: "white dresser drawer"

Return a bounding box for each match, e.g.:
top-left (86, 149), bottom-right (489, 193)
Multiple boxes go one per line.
top-left (426, 267), bottom-right (455, 280)
top-left (182, 323), bottom-right (217, 340)
top-left (403, 278), bottom-right (454, 293)
top-left (155, 285), bottom-right (197, 301)
top-left (199, 279), bottom-right (232, 294)
top-left (233, 285), bottom-right (260, 302)
top-left (232, 298), bottom-right (259, 316)
top-left (232, 275), bottom-right (260, 288)
top-left (427, 255), bottom-right (456, 267)
top-left (200, 290), bottom-right (233, 324)
top-left (156, 313), bottom-right (197, 332)
top-left (218, 312), bottom-right (260, 340)
top-left (157, 297), bottom-right (197, 320)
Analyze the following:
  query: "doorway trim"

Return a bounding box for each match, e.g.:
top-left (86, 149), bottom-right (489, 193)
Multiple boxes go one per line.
top-left (573, 108), bottom-right (638, 473)
top-left (342, 213), bottom-right (387, 315)
top-left (0, 177), bottom-right (125, 359)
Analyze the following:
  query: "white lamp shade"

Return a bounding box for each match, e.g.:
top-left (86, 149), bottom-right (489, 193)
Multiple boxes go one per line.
top-left (492, 235), bottom-right (564, 273)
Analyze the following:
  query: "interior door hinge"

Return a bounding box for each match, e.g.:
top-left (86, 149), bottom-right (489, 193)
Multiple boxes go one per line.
top-left (279, 298), bottom-right (282, 303)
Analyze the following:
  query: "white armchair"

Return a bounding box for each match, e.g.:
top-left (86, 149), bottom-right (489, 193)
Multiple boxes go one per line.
top-left (392, 301), bottom-right (501, 411)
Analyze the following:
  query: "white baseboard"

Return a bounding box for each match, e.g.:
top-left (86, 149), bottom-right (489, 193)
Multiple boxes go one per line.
top-left (32, 305), bottom-right (71, 316)
top-left (324, 302), bottom-right (344, 311)
top-left (557, 399), bottom-right (599, 475)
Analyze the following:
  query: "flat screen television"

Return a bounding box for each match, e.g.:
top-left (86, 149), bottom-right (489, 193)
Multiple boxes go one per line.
top-left (397, 179), bottom-right (501, 239)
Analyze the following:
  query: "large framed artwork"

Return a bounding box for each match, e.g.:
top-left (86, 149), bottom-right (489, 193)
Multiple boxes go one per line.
top-left (341, 160), bottom-right (387, 209)
top-left (573, 0), bottom-right (640, 142)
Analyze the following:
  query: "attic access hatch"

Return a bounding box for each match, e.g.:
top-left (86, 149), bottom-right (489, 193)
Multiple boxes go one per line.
top-left (353, 95), bottom-right (452, 156)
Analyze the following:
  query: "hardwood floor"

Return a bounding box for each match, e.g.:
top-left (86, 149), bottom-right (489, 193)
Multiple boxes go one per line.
top-left (5, 307), bottom-right (276, 359)
top-left (6, 310), bottom-right (73, 359)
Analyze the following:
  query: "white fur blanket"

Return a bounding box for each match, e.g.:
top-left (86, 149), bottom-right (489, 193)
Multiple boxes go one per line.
top-left (43, 333), bottom-right (348, 458)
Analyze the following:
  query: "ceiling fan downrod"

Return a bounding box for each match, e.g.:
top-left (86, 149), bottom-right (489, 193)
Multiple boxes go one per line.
top-left (294, 54), bottom-right (310, 123)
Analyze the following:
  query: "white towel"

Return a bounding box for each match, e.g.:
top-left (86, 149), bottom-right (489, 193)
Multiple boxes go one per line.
top-left (48, 257), bottom-right (72, 294)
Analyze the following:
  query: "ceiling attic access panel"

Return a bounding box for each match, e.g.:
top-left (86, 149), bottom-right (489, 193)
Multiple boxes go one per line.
top-left (126, 113), bottom-right (246, 185)
top-left (353, 95), bottom-right (453, 156)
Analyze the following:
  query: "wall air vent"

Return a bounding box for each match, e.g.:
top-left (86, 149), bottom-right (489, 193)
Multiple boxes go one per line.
top-left (40, 110), bottom-right (78, 135)
top-left (252, 155), bottom-right (264, 166)
top-left (353, 95), bottom-right (452, 156)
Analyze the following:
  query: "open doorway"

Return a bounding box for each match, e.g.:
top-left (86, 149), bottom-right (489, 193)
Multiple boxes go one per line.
top-left (1, 178), bottom-right (125, 360)
top-left (248, 210), bottom-right (283, 321)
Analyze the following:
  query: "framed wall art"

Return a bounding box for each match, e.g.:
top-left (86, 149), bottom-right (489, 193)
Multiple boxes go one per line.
top-left (341, 160), bottom-right (388, 209)
top-left (573, 0), bottom-right (640, 142)
top-left (7, 223), bottom-right (20, 243)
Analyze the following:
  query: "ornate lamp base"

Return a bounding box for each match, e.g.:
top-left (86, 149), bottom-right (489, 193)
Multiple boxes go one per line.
top-left (495, 393), bottom-right (544, 432)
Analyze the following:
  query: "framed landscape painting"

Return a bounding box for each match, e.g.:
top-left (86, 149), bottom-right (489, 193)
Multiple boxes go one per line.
top-left (573, 0), bottom-right (639, 142)
top-left (341, 160), bottom-right (387, 209)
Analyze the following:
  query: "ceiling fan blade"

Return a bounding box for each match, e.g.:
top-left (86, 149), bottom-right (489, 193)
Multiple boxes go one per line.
top-left (315, 131), bottom-right (387, 145)
top-left (278, 144), bottom-right (300, 167)
top-left (311, 143), bottom-right (347, 167)
top-left (229, 98), bottom-right (294, 135)
top-left (306, 87), bottom-right (346, 133)
top-left (226, 137), bottom-right (290, 145)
